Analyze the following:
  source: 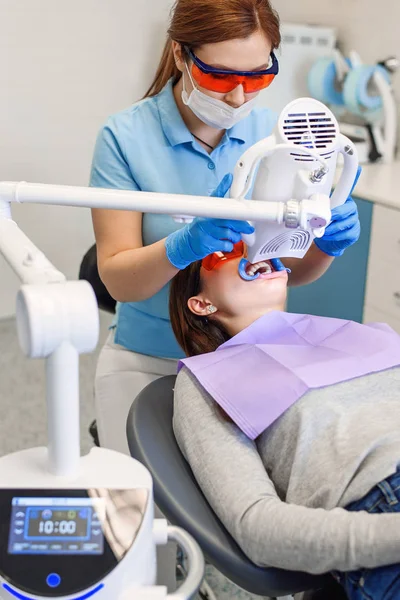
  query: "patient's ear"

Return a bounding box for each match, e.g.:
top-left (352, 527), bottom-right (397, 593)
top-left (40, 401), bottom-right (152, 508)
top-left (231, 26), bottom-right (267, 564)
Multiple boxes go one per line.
top-left (188, 295), bottom-right (218, 317)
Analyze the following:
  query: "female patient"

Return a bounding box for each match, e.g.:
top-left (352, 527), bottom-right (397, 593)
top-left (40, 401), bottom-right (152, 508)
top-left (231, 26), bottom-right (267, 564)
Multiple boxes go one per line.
top-left (169, 242), bottom-right (400, 600)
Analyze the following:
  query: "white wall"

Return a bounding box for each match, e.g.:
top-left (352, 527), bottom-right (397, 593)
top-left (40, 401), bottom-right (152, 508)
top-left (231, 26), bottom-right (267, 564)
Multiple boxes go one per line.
top-left (274, 0), bottom-right (400, 100)
top-left (0, 0), bottom-right (172, 318)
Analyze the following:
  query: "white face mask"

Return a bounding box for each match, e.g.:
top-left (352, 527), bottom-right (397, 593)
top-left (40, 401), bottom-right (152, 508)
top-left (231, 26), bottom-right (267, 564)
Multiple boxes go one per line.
top-left (181, 63), bottom-right (258, 130)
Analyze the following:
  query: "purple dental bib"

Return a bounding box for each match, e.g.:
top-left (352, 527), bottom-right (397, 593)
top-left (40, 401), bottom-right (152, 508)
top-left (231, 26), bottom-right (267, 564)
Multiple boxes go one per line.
top-left (178, 312), bottom-right (400, 439)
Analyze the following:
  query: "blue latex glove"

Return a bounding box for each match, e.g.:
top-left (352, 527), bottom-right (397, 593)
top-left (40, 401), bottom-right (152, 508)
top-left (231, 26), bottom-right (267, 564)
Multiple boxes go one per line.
top-left (315, 166), bottom-right (362, 257)
top-left (165, 174), bottom-right (254, 270)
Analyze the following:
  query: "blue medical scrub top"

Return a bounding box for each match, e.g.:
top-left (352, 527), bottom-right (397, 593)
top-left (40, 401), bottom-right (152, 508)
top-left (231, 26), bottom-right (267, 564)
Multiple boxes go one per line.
top-left (90, 79), bottom-right (277, 359)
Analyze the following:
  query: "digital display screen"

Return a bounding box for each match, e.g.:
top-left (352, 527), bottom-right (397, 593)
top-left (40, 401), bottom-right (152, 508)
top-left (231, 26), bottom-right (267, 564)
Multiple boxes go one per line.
top-left (8, 497), bottom-right (105, 555)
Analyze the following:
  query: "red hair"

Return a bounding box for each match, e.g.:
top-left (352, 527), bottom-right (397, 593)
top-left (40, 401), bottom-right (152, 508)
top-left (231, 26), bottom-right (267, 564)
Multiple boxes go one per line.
top-left (144, 0), bottom-right (281, 98)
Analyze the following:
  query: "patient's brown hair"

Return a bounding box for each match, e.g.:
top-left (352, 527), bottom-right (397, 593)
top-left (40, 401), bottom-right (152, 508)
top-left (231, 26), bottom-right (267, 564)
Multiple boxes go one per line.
top-left (169, 261), bottom-right (231, 356)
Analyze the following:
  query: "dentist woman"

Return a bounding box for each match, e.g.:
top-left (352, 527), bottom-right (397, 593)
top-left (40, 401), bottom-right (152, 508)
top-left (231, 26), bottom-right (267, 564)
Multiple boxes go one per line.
top-left (90, 0), bottom-right (361, 454)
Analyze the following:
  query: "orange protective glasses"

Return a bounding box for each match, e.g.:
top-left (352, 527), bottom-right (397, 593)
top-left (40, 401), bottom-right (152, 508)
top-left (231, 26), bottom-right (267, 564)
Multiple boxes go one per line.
top-left (186, 47), bottom-right (279, 94)
top-left (202, 241), bottom-right (246, 271)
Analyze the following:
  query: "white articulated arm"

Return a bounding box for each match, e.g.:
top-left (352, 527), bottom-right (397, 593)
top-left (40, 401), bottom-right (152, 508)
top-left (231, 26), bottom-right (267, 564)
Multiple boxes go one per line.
top-left (0, 180), bottom-right (285, 223)
top-left (330, 136), bottom-right (359, 208)
top-left (0, 217), bottom-right (65, 285)
top-left (230, 135), bottom-right (277, 199)
top-left (0, 216), bottom-right (98, 479)
top-left (0, 193), bottom-right (99, 480)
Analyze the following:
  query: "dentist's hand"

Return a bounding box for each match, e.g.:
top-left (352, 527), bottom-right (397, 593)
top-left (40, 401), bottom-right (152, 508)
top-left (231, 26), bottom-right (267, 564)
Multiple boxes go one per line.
top-left (165, 174), bottom-right (254, 270)
top-left (315, 167), bottom-right (362, 257)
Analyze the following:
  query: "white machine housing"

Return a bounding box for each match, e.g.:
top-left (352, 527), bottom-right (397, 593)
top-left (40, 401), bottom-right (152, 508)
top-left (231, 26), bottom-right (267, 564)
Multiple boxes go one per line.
top-left (0, 272), bottom-right (204, 600)
top-left (0, 217), bottom-right (205, 600)
top-left (0, 446), bottom-right (158, 599)
top-left (230, 98), bottom-right (358, 265)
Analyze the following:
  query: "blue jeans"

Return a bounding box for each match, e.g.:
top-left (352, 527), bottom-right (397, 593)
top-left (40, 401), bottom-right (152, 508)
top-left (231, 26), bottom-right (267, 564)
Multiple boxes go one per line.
top-left (335, 468), bottom-right (400, 599)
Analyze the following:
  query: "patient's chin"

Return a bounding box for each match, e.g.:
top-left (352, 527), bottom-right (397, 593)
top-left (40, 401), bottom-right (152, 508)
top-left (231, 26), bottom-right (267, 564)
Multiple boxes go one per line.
top-left (259, 280), bottom-right (288, 309)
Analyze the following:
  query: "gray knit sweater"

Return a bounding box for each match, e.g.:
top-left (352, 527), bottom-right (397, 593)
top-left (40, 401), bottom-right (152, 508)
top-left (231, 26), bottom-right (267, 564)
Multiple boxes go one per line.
top-left (173, 366), bottom-right (400, 574)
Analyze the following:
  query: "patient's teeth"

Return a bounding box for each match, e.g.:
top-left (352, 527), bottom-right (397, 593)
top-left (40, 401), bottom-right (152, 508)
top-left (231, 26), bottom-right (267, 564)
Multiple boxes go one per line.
top-left (245, 260), bottom-right (272, 276)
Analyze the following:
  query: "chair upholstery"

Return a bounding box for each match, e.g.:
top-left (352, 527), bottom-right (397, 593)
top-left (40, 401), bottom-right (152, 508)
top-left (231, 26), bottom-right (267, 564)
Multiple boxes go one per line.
top-left (79, 244), bottom-right (116, 314)
top-left (127, 375), bottom-right (334, 598)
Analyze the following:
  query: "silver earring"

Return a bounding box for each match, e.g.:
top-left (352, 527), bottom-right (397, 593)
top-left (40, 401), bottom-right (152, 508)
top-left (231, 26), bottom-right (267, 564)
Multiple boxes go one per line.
top-left (207, 305), bottom-right (217, 314)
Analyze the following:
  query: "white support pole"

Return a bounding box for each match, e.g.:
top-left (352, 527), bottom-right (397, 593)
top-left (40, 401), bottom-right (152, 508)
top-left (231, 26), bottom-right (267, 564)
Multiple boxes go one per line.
top-left (0, 181), bottom-right (283, 223)
top-left (46, 341), bottom-right (80, 477)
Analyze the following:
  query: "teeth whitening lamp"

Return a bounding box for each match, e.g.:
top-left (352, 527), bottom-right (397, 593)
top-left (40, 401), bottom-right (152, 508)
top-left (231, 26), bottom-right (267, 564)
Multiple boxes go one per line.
top-left (230, 98), bottom-right (359, 267)
top-left (0, 97), bottom-right (358, 600)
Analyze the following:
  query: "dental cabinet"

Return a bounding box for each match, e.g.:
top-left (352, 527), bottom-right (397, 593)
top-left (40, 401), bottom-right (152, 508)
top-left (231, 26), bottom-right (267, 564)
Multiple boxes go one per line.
top-left (287, 161), bottom-right (400, 333)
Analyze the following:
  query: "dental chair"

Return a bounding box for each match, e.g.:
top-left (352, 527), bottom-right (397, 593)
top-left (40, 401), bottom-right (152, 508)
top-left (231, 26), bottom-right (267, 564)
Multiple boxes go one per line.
top-left (79, 245), bottom-right (347, 600)
top-left (79, 244), bottom-right (116, 314)
top-left (126, 376), bottom-right (347, 600)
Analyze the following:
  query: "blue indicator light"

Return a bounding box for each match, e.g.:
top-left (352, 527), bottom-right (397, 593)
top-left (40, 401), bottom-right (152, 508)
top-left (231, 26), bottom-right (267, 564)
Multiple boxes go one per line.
top-left (46, 573), bottom-right (61, 588)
